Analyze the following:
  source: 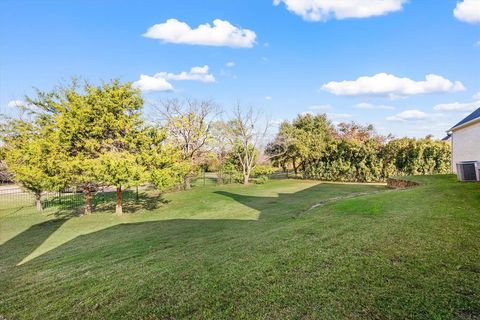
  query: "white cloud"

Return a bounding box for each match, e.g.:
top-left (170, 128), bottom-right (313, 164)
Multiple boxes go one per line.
top-left (226, 61), bottom-right (235, 67)
top-left (386, 109), bottom-right (428, 121)
top-left (354, 102), bottom-right (395, 110)
top-left (133, 65), bottom-right (215, 92)
top-left (156, 65), bottom-right (215, 83)
top-left (273, 0), bottom-right (407, 21)
top-left (454, 0), bottom-right (480, 24)
top-left (143, 19), bottom-right (256, 48)
top-left (310, 104), bottom-right (333, 110)
top-left (265, 96), bottom-right (272, 100)
top-left (322, 73), bottom-right (466, 98)
top-left (433, 100), bottom-right (480, 112)
top-left (473, 91), bottom-right (480, 99)
top-left (133, 75), bottom-right (173, 92)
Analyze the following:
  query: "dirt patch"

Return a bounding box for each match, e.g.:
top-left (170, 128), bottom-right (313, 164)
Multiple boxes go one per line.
top-left (387, 178), bottom-right (419, 189)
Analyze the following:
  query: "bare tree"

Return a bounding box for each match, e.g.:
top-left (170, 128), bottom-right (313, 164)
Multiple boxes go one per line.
top-left (223, 104), bottom-right (270, 185)
top-left (151, 98), bottom-right (220, 189)
top-left (209, 121), bottom-right (231, 184)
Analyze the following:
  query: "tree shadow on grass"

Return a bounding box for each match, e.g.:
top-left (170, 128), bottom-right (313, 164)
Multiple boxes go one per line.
top-left (0, 218), bottom-right (67, 272)
top-left (1, 183), bottom-right (386, 272)
top-left (92, 190), bottom-right (170, 213)
top-left (45, 190), bottom-right (170, 218)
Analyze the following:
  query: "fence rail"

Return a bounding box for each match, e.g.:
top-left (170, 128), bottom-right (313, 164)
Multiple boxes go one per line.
top-left (0, 172), bottom-right (267, 211)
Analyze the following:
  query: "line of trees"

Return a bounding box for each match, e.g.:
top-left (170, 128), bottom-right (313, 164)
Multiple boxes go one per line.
top-left (266, 113), bottom-right (451, 182)
top-left (0, 80), bottom-right (272, 214)
top-left (0, 80), bottom-right (451, 214)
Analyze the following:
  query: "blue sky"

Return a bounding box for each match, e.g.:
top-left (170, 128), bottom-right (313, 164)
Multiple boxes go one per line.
top-left (1, 0), bottom-right (479, 138)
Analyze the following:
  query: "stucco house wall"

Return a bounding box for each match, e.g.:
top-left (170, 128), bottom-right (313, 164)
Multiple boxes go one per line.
top-left (451, 119), bottom-right (480, 173)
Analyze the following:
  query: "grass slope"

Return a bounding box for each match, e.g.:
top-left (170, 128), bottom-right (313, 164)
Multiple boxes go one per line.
top-left (0, 176), bottom-right (479, 319)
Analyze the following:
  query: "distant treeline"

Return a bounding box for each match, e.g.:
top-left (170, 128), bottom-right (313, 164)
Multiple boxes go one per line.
top-left (266, 114), bottom-right (451, 182)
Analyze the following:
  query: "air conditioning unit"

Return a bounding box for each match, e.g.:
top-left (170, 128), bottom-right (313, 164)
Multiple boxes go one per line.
top-left (456, 161), bottom-right (480, 181)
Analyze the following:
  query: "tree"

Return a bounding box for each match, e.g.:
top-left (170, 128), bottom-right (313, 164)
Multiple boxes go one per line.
top-left (223, 105), bottom-right (269, 184)
top-left (267, 114), bottom-right (334, 177)
top-left (99, 152), bottom-right (146, 215)
top-left (265, 121), bottom-right (298, 174)
top-left (152, 98), bottom-right (219, 189)
top-left (208, 121), bottom-right (232, 184)
top-left (0, 161), bottom-right (13, 184)
top-left (25, 79), bottom-right (146, 214)
top-left (0, 146), bottom-right (14, 184)
top-left (138, 126), bottom-right (188, 192)
top-left (336, 121), bottom-right (387, 143)
top-left (1, 117), bottom-right (65, 211)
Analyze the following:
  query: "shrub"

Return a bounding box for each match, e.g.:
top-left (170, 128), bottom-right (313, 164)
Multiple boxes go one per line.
top-left (255, 175), bottom-right (269, 184)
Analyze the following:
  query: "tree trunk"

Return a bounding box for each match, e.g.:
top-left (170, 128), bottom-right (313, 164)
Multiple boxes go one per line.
top-left (183, 175), bottom-right (191, 190)
top-left (35, 192), bottom-right (43, 211)
top-left (84, 187), bottom-right (92, 215)
top-left (243, 174), bottom-right (250, 185)
top-left (115, 186), bottom-right (123, 215)
top-left (293, 158), bottom-right (298, 175)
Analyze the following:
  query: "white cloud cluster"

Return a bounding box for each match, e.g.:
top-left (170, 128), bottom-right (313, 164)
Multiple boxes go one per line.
top-left (143, 19), bottom-right (256, 48)
top-left (226, 61), bottom-right (235, 67)
top-left (133, 75), bottom-right (173, 92)
top-left (133, 65), bottom-right (215, 92)
top-left (156, 65), bottom-right (215, 83)
top-left (433, 100), bottom-right (480, 112)
top-left (273, 0), bottom-right (406, 21)
top-left (354, 102), bottom-right (395, 110)
top-left (386, 109), bottom-right (428, 121)
top-left (454, 0), bottom-right (480, 24)
top-left (473, 91), bottom-right (480, 99)
top-left (322, 73), bottom-right (466, 98)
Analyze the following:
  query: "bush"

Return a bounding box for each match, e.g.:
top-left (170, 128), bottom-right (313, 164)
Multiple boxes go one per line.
top-left (302, 138), bottom-right (450, 182)
top-left (255, 175), bottom-right (269, 184)
top-left (253, 164), bottom-right (275, 177)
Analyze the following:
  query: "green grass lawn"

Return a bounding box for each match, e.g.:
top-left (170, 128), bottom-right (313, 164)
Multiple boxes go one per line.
top-left (0, 176), bottom-right (479, 319)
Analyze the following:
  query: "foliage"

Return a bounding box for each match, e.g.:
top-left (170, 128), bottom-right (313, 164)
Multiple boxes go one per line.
top-left (252, 164), bottom-right (275, 177)
top-left (2, 80), bottom-right (186, 214)
top-left (255, 175), bottom-right (269, 184)
top-left (153, 98), bottom-right (218, 189)
top-left (0, 116), bottom-right (67, 210)
top-left (268, 118), bottom-right (451, 182)
top-left (0, 159), bottom-right (14, 183)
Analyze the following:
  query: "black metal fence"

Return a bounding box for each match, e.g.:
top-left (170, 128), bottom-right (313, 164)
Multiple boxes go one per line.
top-left (0, 187), bottom-right (85, 210)
top-left (0, 172), bottom-right (262, 212)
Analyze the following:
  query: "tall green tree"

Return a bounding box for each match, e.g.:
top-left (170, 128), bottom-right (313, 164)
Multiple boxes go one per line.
top-left (25, 80), bottom-right (147, 214)
top-left (1, 116), bottom-right (65, 211)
